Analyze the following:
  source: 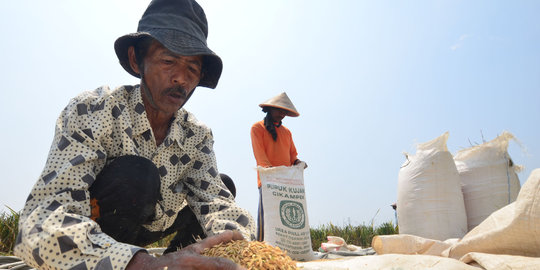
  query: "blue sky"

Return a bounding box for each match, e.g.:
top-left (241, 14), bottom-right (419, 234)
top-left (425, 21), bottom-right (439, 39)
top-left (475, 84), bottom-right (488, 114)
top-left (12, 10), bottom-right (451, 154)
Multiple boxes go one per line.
top-left (1, 0), bottom-right (539, 227)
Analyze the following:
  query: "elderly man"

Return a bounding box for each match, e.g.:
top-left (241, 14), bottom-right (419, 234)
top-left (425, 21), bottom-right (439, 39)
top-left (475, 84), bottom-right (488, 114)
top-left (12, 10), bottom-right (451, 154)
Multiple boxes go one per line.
top-left (14, 0), bottom-right (255, 269)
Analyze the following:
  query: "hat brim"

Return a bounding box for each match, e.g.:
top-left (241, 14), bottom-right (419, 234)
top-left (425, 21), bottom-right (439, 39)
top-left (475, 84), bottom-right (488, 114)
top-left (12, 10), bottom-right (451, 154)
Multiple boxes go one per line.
top-left (114, 31), bottom-right (222, 89)
top-left (259, 104), bottom-right (300, 117)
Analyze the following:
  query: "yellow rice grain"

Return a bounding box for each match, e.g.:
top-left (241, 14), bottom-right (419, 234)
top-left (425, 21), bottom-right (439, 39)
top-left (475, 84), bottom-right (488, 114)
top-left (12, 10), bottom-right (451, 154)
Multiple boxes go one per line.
top-left (202, 240), bottom-right (298, 270)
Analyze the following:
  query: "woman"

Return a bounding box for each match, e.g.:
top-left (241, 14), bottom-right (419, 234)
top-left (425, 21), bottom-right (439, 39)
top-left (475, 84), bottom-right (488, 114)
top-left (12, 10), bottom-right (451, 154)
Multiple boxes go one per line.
top-left (250, 92), bottom-right (307, 241)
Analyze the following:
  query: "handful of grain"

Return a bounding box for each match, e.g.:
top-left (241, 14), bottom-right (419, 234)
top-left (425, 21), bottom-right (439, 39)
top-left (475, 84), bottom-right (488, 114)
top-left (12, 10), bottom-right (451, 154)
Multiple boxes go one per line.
top-left (202, 240), bottom-right (298, 270)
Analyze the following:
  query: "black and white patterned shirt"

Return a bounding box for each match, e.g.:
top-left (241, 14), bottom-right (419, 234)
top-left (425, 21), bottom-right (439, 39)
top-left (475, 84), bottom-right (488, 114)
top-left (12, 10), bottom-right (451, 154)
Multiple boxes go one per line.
top-left (14, 85), bottom-right (255, 269)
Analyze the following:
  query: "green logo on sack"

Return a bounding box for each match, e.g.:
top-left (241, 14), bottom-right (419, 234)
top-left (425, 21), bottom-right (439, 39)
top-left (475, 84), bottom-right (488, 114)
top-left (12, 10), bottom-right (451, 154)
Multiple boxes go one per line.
top-left (279, 200), bottom-right (305, 229)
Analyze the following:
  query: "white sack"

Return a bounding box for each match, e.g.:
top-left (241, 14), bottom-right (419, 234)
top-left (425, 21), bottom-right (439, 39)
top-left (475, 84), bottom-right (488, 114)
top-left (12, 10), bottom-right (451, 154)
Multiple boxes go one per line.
top-left (454, 131), bottom-right (521, 231)
top-left (445, 168), bottom-right (540, 259)
top-left (460, 252), bottom-right (540, 270)
top-left (372, 234), bottom-right (459, 256)
top-left (397, 132), bottom-right (468, 240)
top-left (258, 165), bottom-right (315, 261)
top-left (371, 169), bottom-right (540, 270)
top-left (297, 254), bottom-right (480, 270)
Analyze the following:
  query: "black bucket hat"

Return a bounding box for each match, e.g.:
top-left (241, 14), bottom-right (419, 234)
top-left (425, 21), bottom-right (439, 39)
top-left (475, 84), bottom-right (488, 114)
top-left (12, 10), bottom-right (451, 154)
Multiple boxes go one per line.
top-left (114, 0), bottom-right (222, 89)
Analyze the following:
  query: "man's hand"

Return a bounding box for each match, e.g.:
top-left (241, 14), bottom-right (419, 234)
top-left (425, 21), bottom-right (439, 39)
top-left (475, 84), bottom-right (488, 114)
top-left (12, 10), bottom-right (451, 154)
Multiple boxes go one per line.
top-left (294, 159), bottom-right (308, 169)
top-left (126, 230), bottom-right (246, 270)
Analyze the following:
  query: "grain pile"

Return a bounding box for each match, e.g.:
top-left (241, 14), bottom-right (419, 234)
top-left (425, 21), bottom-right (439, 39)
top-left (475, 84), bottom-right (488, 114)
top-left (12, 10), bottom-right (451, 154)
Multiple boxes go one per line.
top-left (202, 240), bottom-right (298, 270)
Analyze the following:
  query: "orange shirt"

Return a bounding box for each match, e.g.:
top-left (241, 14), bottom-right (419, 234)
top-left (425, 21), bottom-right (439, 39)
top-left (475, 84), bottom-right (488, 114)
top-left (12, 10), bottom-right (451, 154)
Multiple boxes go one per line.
top-left (250, 120), bottom-right (298, 187)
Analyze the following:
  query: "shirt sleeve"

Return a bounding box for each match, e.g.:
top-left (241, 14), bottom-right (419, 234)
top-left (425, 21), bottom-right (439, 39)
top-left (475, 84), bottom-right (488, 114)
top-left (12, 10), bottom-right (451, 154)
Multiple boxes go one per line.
top-left (289, 129), bottom-right (299, 164)
top-left (14, 90), bottom-right (143, 269)
top-left (181, 129), bottom-right (256, 241)
top-left (250, 123), bottom-right (272, 167)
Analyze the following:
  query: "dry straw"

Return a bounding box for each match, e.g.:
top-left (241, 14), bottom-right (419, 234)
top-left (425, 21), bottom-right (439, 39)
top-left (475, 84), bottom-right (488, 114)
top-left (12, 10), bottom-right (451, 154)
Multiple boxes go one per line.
top-left (202, 240), bottom-right (298, 270)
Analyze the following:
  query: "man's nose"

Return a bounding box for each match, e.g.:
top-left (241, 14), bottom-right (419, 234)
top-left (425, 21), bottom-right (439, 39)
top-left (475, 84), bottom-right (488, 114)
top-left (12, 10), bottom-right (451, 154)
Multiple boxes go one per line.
top-left (171, 65), bottom-right (189, 86)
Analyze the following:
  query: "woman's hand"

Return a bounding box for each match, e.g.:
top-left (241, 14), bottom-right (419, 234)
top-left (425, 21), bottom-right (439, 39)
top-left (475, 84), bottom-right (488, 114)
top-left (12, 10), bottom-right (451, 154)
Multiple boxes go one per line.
top-left (294, 159), bottom-right (308, 169)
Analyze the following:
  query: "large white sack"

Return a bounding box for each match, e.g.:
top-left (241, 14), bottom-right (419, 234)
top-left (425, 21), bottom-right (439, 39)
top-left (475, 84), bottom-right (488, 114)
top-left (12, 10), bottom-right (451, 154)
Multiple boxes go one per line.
top-left (397, 132), bottom-right (468, 240)
top-left (445, 168), bottom-right (540, 259)
top-left (371, 169), bottom-right (540, 270)
top-left (258, 165), bottom-right (316, 261)
top-left (454, 131), bottom-right (521, 231)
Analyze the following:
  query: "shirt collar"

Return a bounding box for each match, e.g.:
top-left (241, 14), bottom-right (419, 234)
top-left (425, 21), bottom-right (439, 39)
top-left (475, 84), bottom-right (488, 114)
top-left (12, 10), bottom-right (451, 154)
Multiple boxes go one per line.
top-left (128, 85), bottom-right (187, 149)
top-left (166, 110), bottom-right (188, 149)
top-left (128, 85), bottom-right (153, 139)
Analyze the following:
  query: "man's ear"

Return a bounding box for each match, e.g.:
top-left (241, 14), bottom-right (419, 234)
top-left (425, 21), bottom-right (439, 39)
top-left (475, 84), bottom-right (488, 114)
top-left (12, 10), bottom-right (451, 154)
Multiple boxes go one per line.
top-left (127, 46), bottom-right (141, 75)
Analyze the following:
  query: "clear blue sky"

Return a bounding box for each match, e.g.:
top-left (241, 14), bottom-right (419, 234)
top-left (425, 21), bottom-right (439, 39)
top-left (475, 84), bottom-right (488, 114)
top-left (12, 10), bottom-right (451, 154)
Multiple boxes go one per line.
top-left (1, 0), bottom-right (539, 227)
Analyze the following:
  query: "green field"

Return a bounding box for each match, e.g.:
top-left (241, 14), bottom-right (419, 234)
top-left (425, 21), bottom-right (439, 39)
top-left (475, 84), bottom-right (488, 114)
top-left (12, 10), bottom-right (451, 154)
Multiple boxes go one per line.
top-left (0, 208), bottom-right (19, 256)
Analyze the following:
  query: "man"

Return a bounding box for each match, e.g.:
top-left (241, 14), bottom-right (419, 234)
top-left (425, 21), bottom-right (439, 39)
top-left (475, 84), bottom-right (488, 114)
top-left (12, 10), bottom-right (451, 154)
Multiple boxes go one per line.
top-left (14, 0), bottom-right (255, 269)
top-left (250, 92), bottom-right (307, 241)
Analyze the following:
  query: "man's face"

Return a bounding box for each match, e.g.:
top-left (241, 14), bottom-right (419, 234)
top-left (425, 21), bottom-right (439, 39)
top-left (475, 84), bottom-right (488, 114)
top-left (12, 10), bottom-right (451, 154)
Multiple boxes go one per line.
top-left (270, 107), bottom-right (287, 123)
top-left (140, 41), bottom-right (203, 115)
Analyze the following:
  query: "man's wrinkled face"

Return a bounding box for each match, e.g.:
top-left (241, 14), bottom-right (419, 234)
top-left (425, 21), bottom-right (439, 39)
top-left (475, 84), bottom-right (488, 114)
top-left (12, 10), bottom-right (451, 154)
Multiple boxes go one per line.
top-left (140, 42), bottom-right (203, 115)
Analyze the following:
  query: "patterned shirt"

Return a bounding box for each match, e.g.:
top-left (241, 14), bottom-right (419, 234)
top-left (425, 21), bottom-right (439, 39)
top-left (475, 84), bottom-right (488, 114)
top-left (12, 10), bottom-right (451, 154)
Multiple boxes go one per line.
top-left (14, 85), bottom-right (255, 269)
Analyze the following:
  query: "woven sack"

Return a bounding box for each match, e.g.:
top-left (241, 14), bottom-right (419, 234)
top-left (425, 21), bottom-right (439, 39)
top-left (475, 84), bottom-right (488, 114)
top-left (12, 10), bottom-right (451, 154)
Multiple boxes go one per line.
top-left (258, 165), bottom-right (315, 261)
top-left (397, 132), bottom-right (468, 240)
top-left (454, 131), bottom-right (521, 231)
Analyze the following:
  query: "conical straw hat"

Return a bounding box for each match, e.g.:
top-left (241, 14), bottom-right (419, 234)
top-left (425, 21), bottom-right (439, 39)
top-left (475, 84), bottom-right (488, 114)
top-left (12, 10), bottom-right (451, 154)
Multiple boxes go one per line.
top-left (259, 92), bottom-right (300, 117)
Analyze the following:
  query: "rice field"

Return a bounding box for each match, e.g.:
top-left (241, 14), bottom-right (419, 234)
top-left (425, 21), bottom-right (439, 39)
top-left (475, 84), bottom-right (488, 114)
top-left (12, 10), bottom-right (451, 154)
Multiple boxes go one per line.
top-left (0, 207), bottom-right (19, 256)
top-left (310, 221), bottom-right (398, 250)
